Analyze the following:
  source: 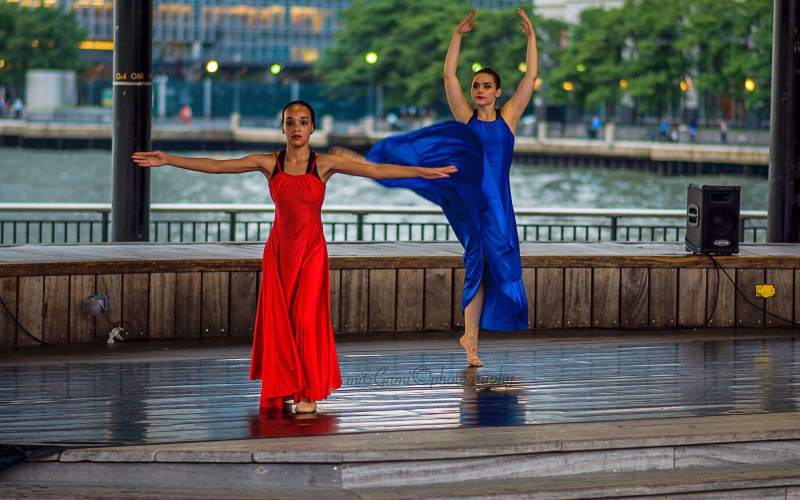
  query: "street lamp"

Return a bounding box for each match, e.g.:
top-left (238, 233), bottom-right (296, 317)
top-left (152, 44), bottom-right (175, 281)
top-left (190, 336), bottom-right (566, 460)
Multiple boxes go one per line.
top-left (744, 78), bottom-right (756, 93)
top-left (270, 63), bottom-right (281, 75)
top-left (365, 51), bottom-right (379, 119)
top-left (203, 60), bottom-right (219, 119)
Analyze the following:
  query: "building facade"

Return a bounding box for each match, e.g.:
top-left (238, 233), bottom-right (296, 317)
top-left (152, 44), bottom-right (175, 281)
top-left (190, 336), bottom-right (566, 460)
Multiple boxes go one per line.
top-left (533, 0), bottom-right (623, 23)
top-left (11, 0), bottom-right (527, 71)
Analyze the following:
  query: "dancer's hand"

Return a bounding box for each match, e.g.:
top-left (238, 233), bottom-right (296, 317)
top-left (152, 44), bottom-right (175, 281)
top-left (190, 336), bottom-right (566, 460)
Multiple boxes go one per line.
top-left (517, 7), bottom-right (535, 38)
top-left (454, 10), bottom-right (476, 36)
top-left (418, 166), bottom-right (457, 179)
top-left (131, 151), bottom-right (168, 167)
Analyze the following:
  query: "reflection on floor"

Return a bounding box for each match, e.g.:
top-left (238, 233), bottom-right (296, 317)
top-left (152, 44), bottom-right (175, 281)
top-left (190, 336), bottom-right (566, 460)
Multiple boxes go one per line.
top-left (0, 334), bottom-right (797, 446)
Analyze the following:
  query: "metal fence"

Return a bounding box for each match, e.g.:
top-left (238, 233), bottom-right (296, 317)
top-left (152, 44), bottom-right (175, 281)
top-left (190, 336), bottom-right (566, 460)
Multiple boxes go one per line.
top-left (0, 203), bottom-right (768, 245)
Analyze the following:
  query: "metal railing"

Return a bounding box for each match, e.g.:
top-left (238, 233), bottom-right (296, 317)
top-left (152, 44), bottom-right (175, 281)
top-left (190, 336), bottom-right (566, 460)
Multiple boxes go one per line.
top-left (0, 203), bottom-right (768, 245)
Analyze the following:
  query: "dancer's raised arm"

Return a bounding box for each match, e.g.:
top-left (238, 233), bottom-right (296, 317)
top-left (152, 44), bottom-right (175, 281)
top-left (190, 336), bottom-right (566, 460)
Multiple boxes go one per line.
top-left (317, 152), bottom-right (456, 181)
top-left (131, 151), bottom-right (276, 177)
top-left (443, 10), bottom-right (476, 123)
top-left (501, 8), bottom-right (539, 133)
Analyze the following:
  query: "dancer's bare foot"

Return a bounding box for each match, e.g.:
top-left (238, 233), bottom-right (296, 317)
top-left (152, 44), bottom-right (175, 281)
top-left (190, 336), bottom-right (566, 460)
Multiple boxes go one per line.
top-left (459, 334), bottom-right (483, 367)
top-left (295, 400), bottom-right (317, 414)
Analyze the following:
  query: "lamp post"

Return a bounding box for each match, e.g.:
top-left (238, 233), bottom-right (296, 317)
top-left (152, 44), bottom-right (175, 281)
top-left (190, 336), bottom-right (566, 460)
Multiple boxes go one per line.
top-left (365, 51), bottom-right (378, 119)
top-left (204, 59), bottom-right (218, 119)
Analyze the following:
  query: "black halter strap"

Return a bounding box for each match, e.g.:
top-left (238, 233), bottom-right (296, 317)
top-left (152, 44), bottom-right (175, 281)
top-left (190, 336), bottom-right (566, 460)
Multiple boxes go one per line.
top-left (274, 150), bottom-right (319, 178)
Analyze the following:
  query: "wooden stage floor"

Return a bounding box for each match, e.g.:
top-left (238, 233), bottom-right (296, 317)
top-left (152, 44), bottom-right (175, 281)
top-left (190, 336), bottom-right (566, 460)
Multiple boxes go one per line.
top-left (1, 330), bottom-right (798, 447)
top-left (1, 241), bottom-right (800, 274)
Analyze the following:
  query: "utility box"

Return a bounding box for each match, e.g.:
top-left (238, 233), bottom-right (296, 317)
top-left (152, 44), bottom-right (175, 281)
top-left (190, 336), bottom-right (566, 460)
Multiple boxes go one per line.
top-left (25, 69), bottom-right (78, 109)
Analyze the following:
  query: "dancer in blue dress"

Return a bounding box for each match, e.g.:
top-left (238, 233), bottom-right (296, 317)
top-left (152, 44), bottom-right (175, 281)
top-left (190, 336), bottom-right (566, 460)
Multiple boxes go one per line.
top-left (367, 8), bottom-right (539, 367)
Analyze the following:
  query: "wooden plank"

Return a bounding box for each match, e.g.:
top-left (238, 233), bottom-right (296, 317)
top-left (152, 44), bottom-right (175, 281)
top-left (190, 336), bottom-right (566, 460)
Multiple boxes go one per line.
top-left (42, 275), bottom-right (69, 344)
top-left (536, 268), bottom-right (563, 329)
top-left (341, 269), bottom-right (368, 333)
top-left (796, 270), bottom-right (800, 328)
top-left (229, 271), bottom-right (258, 337)
top-left (620, 268), bottom-right (648, 328)
top-left (96, 274), bottom-right (122, 342)
top-left (202, 271), bottom-right (229, 336)
top-left (706, 267), bottom-right (736, 327)
top-left (649, 268), bottom-right (677, 328)
top-left (592, 268), bottom-right (619, 328)
top-left (564, 268), bottom-right (591, 328)
top-left (522, 268), bottom-right (536, 329)
top-left (148, 273), bottom-right (176, 338)
top-left (396, 269), bottom-right (424, 331)
top-left (735, 269), bottom-right (765, 327)
top-left (452, 268), bottom-right (465, 329)
top-left (69, 275), bottom-right (96, 344)
top-left (175, 272), bottom-right (201, 337)
top-left (329, 270), bottom-right (341, 333)
top-left (6, 242), bottom-right (800, 278)
top-left (766, 269), bottom-right (793, 327)
top-left (368, 269), bottom-right (396, 332)
top-left (123, 274), bottom-right (150, 338)
top-left (0, 277), bottom-right (17, 348)
top-left (424, 268), bottom-right (452, 331)
top-left (17, 276), bottom-right (43, 347)
top-left (678, 268), bottom-right (707, 327)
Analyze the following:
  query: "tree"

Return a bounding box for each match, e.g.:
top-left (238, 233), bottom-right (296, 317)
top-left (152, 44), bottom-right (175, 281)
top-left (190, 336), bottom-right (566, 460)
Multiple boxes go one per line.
top-left (0, 4), bottom-right (87, 92)
top-left (621, 0), bottom-right (688, 117)
top-left (545, 6), bottom-right (627, 116)
top-left (315, 0), bottom-right (559, 114)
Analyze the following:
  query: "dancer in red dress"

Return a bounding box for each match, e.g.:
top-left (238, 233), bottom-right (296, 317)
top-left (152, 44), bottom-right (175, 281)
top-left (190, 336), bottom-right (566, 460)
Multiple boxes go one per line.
top-left (133, 101), bottom-right (455, 413)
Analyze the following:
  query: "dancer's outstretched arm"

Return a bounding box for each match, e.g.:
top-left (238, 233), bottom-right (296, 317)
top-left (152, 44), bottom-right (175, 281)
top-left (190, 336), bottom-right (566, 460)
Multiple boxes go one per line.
top-left (443, 10), bottom-right (476, 124)
top-left (131, 151), bottom-right (276, 177)
top-left (317, 153), bottom-right (456, 181)
top-left (501, 8), bottom-right (539, 134)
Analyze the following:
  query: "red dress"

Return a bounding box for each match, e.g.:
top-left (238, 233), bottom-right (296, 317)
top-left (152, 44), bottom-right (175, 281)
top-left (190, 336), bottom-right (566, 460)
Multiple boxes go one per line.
top-left (249, 150), bottom-right (342, 409)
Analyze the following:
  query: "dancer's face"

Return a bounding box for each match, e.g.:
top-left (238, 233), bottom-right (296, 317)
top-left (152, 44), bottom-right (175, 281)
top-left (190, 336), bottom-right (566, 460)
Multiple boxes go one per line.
top-left (471, 73), bottom-right (501, 107)
top-left (282, 104), bottom-right (314, 147)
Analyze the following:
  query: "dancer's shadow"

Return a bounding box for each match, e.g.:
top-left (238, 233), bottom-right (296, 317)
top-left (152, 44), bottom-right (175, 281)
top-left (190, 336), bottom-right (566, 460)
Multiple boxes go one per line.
top-left (459, 366), bottom-right (526, 427)
top-left (248, 407), bottom-right (340, 438)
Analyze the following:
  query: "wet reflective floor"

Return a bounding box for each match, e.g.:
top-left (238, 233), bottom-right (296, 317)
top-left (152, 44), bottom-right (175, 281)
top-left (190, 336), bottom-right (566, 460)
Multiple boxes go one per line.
top-left (1, 334), bottom-right (799, 446)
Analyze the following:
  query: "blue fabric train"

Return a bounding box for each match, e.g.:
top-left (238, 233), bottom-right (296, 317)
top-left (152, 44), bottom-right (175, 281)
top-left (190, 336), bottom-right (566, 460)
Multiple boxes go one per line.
top-left (367, 119), bottom-right (528, 330)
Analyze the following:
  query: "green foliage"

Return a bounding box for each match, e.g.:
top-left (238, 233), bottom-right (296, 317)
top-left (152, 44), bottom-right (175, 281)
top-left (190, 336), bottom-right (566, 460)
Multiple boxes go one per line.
top-left (547, 0), bottom-right (773, 116)
top-left (0, 4), bottom-right (87, 91)
top-left (315, 0), bottom-right (562, 110)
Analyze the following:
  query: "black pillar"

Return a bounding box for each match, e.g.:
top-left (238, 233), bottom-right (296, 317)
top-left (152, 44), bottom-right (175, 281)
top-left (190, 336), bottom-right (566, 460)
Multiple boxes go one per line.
top-left (111, 1), bottom-right (152, 242)
top-left (767, 0), bottom-right (800, 242)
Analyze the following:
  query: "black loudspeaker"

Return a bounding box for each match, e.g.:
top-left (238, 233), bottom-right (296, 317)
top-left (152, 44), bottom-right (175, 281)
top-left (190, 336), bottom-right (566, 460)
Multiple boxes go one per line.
top-left (685, 184), bottom-right (740, 254)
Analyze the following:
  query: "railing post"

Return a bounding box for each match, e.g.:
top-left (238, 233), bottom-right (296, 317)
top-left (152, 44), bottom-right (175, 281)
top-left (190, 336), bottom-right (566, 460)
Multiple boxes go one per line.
top-left (739, 215), bottom-right (746, 243)
top-left (228, 212), bottom-right (237, 241)
top-left (610, 216), bottom-right (618, 241)
top-left (101, 212), bottom-right (110, 242)
top-left (356, 212), bottom-right (365, 241)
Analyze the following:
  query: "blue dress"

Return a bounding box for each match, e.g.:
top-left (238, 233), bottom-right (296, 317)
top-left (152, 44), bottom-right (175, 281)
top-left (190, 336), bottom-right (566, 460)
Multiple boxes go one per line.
top-left (367, 116), bottom-right (528, 331)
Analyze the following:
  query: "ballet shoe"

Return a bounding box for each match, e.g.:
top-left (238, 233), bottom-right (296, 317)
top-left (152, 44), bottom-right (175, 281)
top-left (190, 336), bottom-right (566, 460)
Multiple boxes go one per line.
top-left (459, 334), bottom-right (484, 367)
top-left (295, 400), bottom-right (317, 414)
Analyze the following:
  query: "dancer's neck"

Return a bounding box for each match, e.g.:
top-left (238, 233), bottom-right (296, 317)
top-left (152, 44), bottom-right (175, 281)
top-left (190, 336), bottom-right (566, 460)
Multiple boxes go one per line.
top-left (475, 104), bottom-right (497, 121)
top-left (284, 144), bottom-right (311, 164)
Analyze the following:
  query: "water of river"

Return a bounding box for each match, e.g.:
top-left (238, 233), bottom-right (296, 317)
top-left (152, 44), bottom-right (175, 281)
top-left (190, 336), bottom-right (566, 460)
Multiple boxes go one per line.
top-left (0, 147), bottom-right (768, 210)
